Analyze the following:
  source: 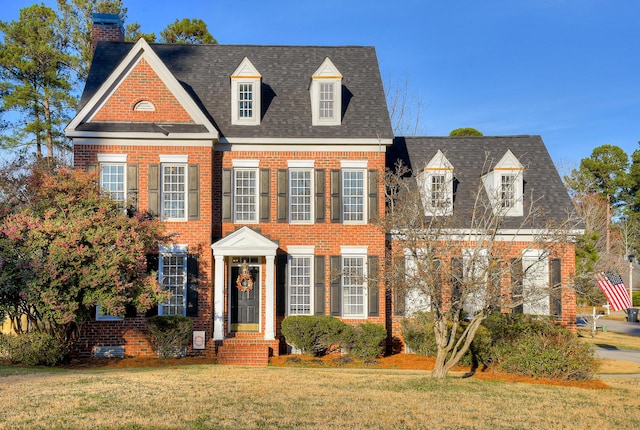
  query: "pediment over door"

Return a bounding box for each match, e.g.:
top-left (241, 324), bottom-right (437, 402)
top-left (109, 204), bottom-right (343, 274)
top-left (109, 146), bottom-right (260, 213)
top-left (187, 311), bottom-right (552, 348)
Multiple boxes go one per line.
top-left (211, 227), bottom-right (278, 257)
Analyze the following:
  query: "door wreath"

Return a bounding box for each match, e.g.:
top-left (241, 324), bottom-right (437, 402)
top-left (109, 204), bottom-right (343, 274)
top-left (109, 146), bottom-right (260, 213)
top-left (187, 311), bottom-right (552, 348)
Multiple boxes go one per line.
top-left (236, 261), bottom-right (254, 292)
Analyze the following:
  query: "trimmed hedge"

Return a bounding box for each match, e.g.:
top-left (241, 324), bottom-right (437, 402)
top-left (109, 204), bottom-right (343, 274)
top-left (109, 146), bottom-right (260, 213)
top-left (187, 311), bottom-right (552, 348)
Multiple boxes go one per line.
top-left (0, 331), bottom-right (64, 366)
top-left (148, 315), bottom-right (193, 358)
top-left (341, 322), bottom-right (387, 360)
top-left (281, 315), bottom-right (347, 356)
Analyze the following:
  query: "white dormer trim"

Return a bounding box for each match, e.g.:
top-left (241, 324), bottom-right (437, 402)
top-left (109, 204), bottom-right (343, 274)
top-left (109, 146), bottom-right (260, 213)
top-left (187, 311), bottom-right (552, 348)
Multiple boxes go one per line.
top-left (482, 150), bottom-right (524, 217)
top-left (231, 57), bottom-right (261, 126)
top-left (310, 57), bottom-right (342, 126)
top-left (418, 150), bottom-right (454, 216)
top-left (65, 38), bottom-right (218, 139)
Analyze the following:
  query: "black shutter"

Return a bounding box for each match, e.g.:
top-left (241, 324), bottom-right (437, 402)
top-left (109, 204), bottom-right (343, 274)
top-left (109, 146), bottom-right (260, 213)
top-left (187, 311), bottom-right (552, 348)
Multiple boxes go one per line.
top-left (188, 165), bottom-right (199, 221)
top-left (148, 165), bottom-right (160, 217)
top-left (186, 254), bottom-right (199, 317)
top-left (260, 169), bottom-right (270, 222)
top-left (127, 164), bottom-right (138, 212)
top-left (394, 256), bottom-right (406, 316)
top-left (276, 254), bottom-right (287, 316)
top-left (368, 256), bottom-right (379, 317)
top-left (222, 168), bottom-right (232, 222)
top-left (368, 170), bottom-right (378, 223)
top-left (511, 258), bottom-right (523, 314)
top-left (145, 254), bottom-right (160, 317)
top-left (549, 258), bottom-right (562, 317)
top-left (277, 169), bottom-right (288, 223)
top-left (330, 256), bottom-right (342, 316)
top-left (315, 169), bottom-right (325, 223)
top-left (451, 257), bottom-right (463, 308)
top-left (314, 256), bottom-right (326, 315)
top-left (330, 170), bottom-right (341, 223)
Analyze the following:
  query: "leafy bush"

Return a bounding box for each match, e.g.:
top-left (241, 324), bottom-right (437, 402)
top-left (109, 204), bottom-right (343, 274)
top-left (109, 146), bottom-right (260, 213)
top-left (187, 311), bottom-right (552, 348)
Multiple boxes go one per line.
top-left (281, 315), bottom-right (347, 356)
top-left (493, 331), bottom-right (598, 380)
top-left (3, 331), bottom-right (64, 366)
top-left (400, 312), bottom-right (491, 366)
top-left (633, 291), bottom-right (640, 307)
top-left (341, 322), bottom-right (387, 360)
top-left (148, 316), bottom-right (193, 358)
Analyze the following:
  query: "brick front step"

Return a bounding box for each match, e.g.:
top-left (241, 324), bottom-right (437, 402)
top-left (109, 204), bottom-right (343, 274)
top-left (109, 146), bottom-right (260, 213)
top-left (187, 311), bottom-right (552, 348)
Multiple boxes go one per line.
top-left (215, 340), bottom-right (272, 366)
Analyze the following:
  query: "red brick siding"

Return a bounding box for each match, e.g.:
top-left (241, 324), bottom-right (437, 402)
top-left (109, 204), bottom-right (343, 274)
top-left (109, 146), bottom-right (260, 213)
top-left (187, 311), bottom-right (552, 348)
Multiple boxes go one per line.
top-left (91, 59), bottom-right (193, 123)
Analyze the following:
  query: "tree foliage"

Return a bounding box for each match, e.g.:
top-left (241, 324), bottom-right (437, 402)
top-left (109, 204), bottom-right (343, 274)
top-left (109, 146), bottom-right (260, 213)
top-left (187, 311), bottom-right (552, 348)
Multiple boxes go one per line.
top-left (0, 163), bottom-right (167, 347)
top-left (449, 127), bottom-right (483, 137)
top-left (0, 4), bottom-right (76, 157)
top-left (160, 18), bottom-right (216, 44)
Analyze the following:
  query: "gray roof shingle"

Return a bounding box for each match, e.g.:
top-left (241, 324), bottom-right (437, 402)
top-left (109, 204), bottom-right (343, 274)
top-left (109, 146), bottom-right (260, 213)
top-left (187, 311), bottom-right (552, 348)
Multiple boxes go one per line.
top-left (80, 42), bottom-right (393, 140)
top-left (387, 136), bottom-right (580, 229)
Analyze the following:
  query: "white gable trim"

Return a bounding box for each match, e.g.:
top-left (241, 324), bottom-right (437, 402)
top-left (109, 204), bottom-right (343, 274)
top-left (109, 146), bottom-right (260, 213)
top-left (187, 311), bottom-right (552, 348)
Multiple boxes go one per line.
top-left (65, 38), bottom-right (218, 139)
top-left (211, 226), bottom-right (278, 257)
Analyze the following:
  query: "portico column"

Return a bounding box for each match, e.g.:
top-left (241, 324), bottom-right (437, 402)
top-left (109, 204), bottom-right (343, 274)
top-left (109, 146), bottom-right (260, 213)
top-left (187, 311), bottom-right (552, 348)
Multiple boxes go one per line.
top-left (213, 255), bottom-right (225, 340)
top-left (264, 255), bottom-right (275, 340)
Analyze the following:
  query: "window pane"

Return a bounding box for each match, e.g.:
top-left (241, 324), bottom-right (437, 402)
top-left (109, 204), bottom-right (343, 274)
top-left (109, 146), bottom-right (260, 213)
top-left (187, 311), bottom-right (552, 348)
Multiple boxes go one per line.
top-left (162, 165), bottom-right (185, 219)
top-left (234, 169), bottom-right (257, 221)
top-left (161, 253), bottom-right (186, 316)
top-left (100, 164), bottom-right (125, 204)
top-left (289, 256), bottom-right (312, 315)
top-left (343, 256), bottom-right (364, 316)
top-left (343, 170), bottom-right (364, 221)
top-left (319, 82), bottom-right (334, 119)
top-left (501, 175), bottom-right (515, 208)
top-left (430, 174), bottom-right (446, 207)
top-left (290, 169), bottom-right (312, 222)
top-left (239, 83), bottom-right (253, 118)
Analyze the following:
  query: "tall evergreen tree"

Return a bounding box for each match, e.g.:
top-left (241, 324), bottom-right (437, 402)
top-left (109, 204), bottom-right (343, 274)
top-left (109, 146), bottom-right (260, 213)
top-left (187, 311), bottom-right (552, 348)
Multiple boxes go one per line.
top-left (0, 4), bottom-right (76, 158)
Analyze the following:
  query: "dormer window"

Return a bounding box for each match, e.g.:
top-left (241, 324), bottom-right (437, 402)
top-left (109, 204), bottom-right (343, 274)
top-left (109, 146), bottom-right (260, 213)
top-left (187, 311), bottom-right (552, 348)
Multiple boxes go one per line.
top-left (133, 100), bottom-right (155, 111)
top-left (311, 57), bottom-right (342, 126)
top-left (231, 58), bottom-right (261, 125)
top-left (418, 150), bottom-right (454, 216)
top-left (482, 150), bottom-right (524, 216)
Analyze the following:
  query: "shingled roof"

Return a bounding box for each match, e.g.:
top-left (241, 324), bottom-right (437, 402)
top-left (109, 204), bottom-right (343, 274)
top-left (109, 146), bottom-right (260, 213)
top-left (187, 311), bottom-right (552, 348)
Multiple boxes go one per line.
top-left (79, 41), bottom-right (393, 141)
top-left (387, 135), bottom-right (580, 229)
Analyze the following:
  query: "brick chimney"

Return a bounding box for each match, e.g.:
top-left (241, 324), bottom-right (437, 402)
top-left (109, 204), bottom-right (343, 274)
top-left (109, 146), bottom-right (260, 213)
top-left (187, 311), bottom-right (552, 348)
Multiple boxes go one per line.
top-left (91, 13), bottom-right (125, 51)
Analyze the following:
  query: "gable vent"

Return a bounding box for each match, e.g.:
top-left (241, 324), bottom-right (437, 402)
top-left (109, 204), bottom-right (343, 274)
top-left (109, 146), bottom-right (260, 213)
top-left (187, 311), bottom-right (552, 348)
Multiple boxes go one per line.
top-left (133, 100), bottom-right (156, 112)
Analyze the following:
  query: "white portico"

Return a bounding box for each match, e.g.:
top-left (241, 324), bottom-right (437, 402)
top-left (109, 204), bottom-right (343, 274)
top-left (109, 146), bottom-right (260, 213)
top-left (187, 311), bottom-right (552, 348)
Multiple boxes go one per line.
top-left (211, 227), bottom-right (278, 341)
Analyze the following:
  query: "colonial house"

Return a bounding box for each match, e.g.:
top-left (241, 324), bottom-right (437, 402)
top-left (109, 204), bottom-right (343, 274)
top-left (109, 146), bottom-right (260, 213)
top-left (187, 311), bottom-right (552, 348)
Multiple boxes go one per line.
top-left (64, 15), bottom-right (579, 364)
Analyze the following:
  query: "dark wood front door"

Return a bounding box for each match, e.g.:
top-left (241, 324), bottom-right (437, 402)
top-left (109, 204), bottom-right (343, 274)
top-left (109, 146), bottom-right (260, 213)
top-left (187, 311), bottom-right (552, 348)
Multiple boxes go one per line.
top-left (230, 264), bottom-right (260, 331)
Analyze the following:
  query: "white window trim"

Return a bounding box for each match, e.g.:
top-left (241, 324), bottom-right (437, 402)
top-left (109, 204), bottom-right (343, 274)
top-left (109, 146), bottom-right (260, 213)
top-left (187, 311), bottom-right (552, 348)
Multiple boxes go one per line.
top-left (482, 150), bottom-right (524, 217)
top-left (341, 253), bottom-right (368, 318)
top-left (98, 153), bottom-right (127, 163)
top-left (521, 249), bottom-right (550, 315)
top-left (404, 248), bottom-right (431, 315)
top-left (418, 169), bottom-right (454, 216)
top-left (232, 159), bottom-right (260, 168)
top-left (289, 167), bottom-right (314, 224)
top-left (99, 162), bottom-right (127, 205)
top-left (233, 167), bottom-right (259, 224)
top-left (311, 58), bottom-right (342, 126)
top-left (158, 244), bottom-right (188, 317)
top-left (340, 160), bottom-right (368, 169)
top-left (231, 57), bottom-right (261, 126)
top-left (341, 168), bottom-right (367, 225)
top-left (161, 162), bottom-right (188, 222)
top-left (288, 160), bottom-right (315, 168)
top-left (286, 246), bottom-right (315, 316)
top-left (159, 154), bottom-right (188, 164)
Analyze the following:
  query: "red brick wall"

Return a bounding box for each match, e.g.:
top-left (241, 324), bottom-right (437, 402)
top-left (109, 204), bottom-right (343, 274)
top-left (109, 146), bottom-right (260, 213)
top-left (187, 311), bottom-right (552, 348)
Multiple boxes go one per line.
top-left (91, 59), bottom-right (194, 123)
top-left (91, 24), bottom-right (124, 50)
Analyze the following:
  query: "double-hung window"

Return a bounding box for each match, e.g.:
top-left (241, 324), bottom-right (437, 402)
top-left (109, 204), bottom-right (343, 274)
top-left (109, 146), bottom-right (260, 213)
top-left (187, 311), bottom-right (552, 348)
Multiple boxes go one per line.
top-left (501, 174), bottom-right (516, 209)
top-left (311, 58), bottom-right (342, 126)
top-left (288, 160), bottom-right (314, 223)
top-left (287, 246), bottom-right (315, 315)
top-left (319, 83), bottom-right (335, 119)
top-left (98, 154), bottom-right (127, 208)
top-left (231, 58), bottom-right (261, 125)
top-left (159, 245), bottom-right (188, 316)
top-left (233, 159), bottom-right (259, 223)
top-left (482, 150), bottom-right (524, 216)
top-left (159, 155), bottom-right (188, 221)
top-left (430, 175), bottom-right (446, 208)
top-left (341, 160), bottom-right (367, 223)
top-left (341, 246), bottom-right (368, 318)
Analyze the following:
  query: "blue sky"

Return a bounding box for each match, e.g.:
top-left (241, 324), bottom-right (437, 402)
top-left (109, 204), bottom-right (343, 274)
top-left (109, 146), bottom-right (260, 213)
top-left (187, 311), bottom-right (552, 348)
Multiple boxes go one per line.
top-left (3, 0), bottom-right (640, 172)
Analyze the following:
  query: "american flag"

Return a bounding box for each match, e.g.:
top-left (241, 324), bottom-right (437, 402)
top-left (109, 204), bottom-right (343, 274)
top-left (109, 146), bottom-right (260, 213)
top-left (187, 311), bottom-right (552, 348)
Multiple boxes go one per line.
top-left (596, 272), bottom-right (632, 311)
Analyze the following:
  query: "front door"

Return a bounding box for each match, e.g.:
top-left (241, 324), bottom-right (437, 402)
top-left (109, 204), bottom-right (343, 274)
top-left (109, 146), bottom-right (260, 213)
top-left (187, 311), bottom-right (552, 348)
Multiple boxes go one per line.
top-left (230, 259), bottom-right (260, 332)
